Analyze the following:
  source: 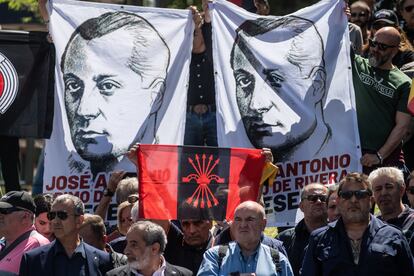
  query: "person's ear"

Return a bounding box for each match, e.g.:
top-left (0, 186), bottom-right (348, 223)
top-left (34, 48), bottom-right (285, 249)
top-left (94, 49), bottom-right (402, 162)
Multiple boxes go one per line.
top-left (309, 67), bottom-right (326, 103)
top-left (299, 199), bottom-right (305, 212)
top-left (151, 242), bottom-right (161, 255)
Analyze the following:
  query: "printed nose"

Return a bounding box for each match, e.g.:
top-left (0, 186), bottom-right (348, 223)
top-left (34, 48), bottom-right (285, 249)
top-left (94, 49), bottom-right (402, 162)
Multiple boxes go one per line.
top-left (77, 90), bottom-right (101, 118)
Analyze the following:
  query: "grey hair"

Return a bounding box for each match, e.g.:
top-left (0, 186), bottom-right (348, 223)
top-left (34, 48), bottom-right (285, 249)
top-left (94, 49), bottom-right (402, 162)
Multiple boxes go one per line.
top-left (131, 201), bottom-right (139, 223)
top-left (53, 194), bottom-right (85, 215)
top-left (116, 177), bottom-right (138, 205)
top-left (368, 167), bottom-right (405, 188)
top-left (129, 221), bottom-right (167, 253)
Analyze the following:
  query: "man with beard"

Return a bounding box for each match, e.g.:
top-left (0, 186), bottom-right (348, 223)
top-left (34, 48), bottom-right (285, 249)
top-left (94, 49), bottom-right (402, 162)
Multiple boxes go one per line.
top-left (350, 1), bottom-right (371, 44)
top-left (277, 183), bottom-right (328, 276)
top-left (353, 26), bottom-right (412, 174)
top-left (106, 221), bottom-right (191, 276)
top-left (301, 172), bottom-right (414, 276)
top-left (368, 167), bottom-right (414, 252)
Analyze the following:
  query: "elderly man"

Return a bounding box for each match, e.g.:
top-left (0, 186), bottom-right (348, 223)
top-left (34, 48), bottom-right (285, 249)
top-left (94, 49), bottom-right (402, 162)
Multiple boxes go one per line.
top-left (19, 194), bottom-right (113, 276)
top-left (0, 191), bottom-right (49, 275)
top-left (302, 172), bottom-right (414, 276)
top-left (353, 26), bottom-right (412, 174)
top-left (198, 201), bottom-right (293, 275)
top-left (368, 167), bottom-right (414, 252)
top-left (277, 183), bottom-right (329, 276)
top-left (106, 221), bottom-right (191, 276)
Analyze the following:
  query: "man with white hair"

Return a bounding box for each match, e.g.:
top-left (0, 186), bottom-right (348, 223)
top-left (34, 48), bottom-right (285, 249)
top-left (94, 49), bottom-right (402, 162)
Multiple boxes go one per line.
top-left (369, 167), bottom-right (414, 252)
top-left (106, 221), bottom-right (191, 276)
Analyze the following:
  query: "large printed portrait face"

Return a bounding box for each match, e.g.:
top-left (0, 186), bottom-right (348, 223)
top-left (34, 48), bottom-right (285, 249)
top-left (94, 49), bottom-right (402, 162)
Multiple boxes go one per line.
top-left (61, 12), bottom-right (170, 173)
top-left (231, 17), bottom-right (330, 161)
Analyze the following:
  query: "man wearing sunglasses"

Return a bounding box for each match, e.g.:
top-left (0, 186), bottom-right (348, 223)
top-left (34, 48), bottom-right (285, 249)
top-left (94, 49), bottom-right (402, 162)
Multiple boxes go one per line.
top-left (350, 1), bottom-right (371, 44)
top-left (353, 25), bottom-right (412, 175)
top-left (368, 167), bottom-right (414, 253)
top-left (302, 172), bottom-right (414, 276)
top-left (277, 183), bottom-right (328, 276)
top-left (19, 194), bottom-right (113, 276)
top-left (0, 191), bottom-right (49, 275)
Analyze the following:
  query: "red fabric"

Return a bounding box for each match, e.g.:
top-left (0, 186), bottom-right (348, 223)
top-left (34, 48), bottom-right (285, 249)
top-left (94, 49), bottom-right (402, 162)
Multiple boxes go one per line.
top-left (228, 0), bottom-right (242, 6)
top-left (137, 145), bottom-right (265, 220)
top-left (138, 144), bottom-right (179, 220)
top-left (225, 148), bottom-right (265, 220)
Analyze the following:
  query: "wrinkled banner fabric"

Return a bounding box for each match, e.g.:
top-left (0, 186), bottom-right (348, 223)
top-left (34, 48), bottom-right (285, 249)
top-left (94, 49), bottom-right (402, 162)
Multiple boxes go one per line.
top-left (44, 0), bottom-right (192, 218)
top-left (212, 0), bottom-right (361, 226)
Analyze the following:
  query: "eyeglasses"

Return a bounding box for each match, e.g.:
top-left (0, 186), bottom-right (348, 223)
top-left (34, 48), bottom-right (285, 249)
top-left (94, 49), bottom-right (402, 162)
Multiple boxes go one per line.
top-left (369, 38), bottom-right (398, 51)
top-left (303, 194), bottom-right (328, 203)
top-left (47, 211), bottom-right (78, 221)
top-left (405, 5), bottom-right (414, 13)
top-left (338, 189), bottom-right (372, 200)
top-left (407, 187), bottom-right (414, 195)
top-left (351, 12), bottom-right (367, 17)
top-left (0, 207), bottom-right (25, 215)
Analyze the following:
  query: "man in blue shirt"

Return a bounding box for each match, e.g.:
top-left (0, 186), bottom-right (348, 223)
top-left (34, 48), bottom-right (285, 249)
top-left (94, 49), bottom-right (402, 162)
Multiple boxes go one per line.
top-left (197, 201), bottom-right (293, 275)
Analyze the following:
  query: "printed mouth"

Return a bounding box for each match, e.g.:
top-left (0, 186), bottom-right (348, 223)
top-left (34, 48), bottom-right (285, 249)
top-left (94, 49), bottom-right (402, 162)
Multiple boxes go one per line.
top-left (77, 130), bottom-right (107, 138)
top-left (250, 122), bottom-right (283, 136)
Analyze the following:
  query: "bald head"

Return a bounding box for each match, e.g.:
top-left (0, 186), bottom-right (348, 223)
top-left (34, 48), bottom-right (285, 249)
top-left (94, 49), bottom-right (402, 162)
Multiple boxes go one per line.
top-left (301, 183), bottom-right (328, 201)
top-left (375, 27), bottom-right (401, 46)
top-left (234, 201), bottom-right (265, 220)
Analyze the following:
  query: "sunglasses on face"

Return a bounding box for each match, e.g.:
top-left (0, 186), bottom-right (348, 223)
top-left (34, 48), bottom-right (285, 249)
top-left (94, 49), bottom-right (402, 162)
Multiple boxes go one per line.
top-left (405, 5), bottom-right (414, 13)
top-left (303, 194), bottom-right (328, 203)
top-left (338, 189), bottom-right (372, 200)
top-left (47, 211), bottom-right (78, 221)
top-left (0, 207), bottom-right (25, 215)
top-left (369, 38), bottom-right (398, 51)
top-left (351, 12), bottom-right (367, 17)
top-left (407, 187), bottom-right (414, 195)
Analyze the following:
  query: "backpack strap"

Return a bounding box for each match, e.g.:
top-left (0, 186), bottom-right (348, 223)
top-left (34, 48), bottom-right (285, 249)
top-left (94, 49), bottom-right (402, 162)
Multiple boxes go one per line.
top-left (0, 230), bottom-right (32, 261)
top-left (270, 247), bottom-right (281, 273)
top-left (217, 245), bottom-right (229, 270)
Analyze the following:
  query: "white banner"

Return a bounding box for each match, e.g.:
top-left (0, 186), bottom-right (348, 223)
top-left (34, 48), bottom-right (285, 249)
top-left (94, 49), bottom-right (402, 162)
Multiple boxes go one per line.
top-left (212, 0), bottom-right (362, 226)
top-left (44, 0), bottom-right (192, 218)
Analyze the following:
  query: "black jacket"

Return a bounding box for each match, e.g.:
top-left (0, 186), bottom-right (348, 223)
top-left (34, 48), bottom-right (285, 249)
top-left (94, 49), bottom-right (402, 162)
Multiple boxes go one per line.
top-left (19, 240), bottom-right (113, 276)
top-left (105, 262), bottom-right (192, 276)
top-left (301, 216), bottom-right (414, 276)
top-left (277, 219), bottom-right (310, 276)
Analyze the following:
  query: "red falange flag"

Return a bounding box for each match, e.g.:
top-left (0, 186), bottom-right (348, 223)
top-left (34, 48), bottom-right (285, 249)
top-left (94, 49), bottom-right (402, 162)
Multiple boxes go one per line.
top-left (137, 144), bottom-right (265, 221)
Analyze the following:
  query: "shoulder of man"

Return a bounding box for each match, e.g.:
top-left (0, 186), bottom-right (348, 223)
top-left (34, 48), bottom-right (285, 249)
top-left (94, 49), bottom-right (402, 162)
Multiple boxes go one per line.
top-left (261, 235), bottom-right (287, 257)
top-left (22, 240), bottom-right (54, 258)
top-left (84, 242), bottom-right (113, 272)
top-left (105, 264), bottom-right (130, 276)
top-left (165, 262), bottom-right (193, 276)
top-left (24, 230), bottom-right (50, 250)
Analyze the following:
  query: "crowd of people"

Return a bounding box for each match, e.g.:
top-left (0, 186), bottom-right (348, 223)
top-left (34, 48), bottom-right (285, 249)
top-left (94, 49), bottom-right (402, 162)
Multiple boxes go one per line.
top-left (1, 0), bottom-right (414, 275)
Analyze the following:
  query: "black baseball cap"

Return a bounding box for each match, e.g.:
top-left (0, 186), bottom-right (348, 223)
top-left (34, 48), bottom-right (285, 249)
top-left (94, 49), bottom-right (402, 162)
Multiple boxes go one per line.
top-left (373, 9), bottom-right (399, 26)
top-left (0, 191), bottom-right (36, 213)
